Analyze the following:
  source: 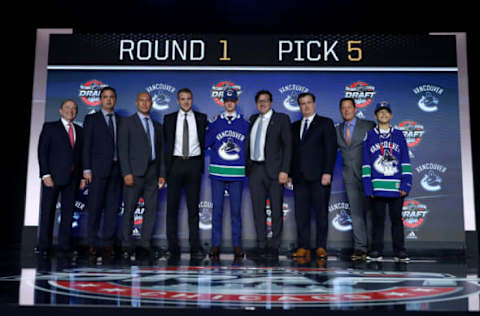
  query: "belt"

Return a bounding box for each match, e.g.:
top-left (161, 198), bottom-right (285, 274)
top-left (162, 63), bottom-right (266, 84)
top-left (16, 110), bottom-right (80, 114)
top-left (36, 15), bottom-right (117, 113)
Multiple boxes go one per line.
top-left (174, 155), bottom-right (201, 161)
top-left (251, 160), bottom-right (265, 165)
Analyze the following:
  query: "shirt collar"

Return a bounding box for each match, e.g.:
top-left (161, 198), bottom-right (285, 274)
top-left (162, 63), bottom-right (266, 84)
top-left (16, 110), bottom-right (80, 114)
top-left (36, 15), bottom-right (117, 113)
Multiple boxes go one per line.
top-left (179, 109), bottom-right (193, 117)
top-left (101, 108), bottom-right (114, 117)
top-left (345, 116), bottom-right (357, 127)
top-left (60, 117), bottom-right (73, 127)
top-left (261, 109), bottom-right (273, 119)
top-left (221, 111), bottom-right (239, 120)
top-left (302, 113), bottom-right (316, 122)
top-left (137, 111), bottom-right (150, 120)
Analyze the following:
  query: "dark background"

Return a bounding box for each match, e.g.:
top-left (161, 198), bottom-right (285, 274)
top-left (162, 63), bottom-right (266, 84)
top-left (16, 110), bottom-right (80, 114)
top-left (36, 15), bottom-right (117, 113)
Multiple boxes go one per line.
top-left (2, 0), bottom-right (478, 253)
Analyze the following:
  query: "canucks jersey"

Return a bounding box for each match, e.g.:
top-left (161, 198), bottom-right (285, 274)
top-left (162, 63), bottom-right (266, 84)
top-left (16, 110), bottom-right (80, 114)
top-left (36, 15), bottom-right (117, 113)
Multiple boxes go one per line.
top-left (206, 112), bottom-right (249, 181)
top-left (362, 127), bottom-right (412, 197)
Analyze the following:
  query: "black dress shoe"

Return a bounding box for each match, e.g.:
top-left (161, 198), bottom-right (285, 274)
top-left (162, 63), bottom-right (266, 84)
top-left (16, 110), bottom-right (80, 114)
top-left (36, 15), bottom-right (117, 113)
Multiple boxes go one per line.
top-left (208, 246), bottom-right (220, 259)
top-left (266, 247), bottom-right (279, 258)
top-left (190, 247), bottom-right (205, 259)
top-left (248, 247), bottom-right (266, 258)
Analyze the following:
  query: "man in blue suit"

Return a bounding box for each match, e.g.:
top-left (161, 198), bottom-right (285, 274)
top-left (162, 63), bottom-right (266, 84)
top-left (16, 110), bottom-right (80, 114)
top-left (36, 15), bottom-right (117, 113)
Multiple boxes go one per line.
top-left (83, 87), bottom-right (123, 260)
top-left (37, 99), bottom-right (85, 256)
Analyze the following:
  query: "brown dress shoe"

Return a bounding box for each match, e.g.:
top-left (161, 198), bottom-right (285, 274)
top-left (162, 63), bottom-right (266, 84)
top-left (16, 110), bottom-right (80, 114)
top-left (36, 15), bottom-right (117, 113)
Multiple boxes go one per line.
top-left (208, 246), bottom-right (220, 258)
top-left (233, 246), bottom-right (244, 258)
top-left (316, 247), bottom-right (328, 259)
top-left (293, 248), bottom-right (311, 258)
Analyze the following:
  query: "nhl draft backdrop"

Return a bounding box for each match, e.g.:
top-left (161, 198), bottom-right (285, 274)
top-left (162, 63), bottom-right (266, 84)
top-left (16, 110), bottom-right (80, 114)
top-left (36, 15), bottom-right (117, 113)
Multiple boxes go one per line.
top-left (27, 32), bottom-right (471, 251)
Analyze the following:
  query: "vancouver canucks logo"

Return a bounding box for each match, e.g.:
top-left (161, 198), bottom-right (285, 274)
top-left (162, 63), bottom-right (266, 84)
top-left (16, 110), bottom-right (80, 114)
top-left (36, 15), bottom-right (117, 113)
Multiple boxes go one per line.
top-left (145, 83), bottom-right (176, 111)
top-left (218, 138), bottom-right (240, 161)
top-left (374, 152), bottom-right (399, 176)
top-left (420, 170), bottom-right (442, 192)
top-left (278, 84), bottom-right (309, 112)
top-left (413, 84), bottom-right (443, 113)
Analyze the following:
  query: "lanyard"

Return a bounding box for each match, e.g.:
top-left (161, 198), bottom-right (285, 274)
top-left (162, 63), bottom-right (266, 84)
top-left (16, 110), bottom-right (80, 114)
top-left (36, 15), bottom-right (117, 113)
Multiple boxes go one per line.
top-left (377, 127), bottom-right (393, 156)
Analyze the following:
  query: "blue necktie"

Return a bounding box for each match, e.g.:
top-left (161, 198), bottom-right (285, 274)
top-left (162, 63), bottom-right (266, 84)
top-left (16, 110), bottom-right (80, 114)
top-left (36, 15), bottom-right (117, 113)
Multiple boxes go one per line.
top-left (253, 115), bottom-right (263, 160)
top-left (301, 118), bottom-right (309, 140)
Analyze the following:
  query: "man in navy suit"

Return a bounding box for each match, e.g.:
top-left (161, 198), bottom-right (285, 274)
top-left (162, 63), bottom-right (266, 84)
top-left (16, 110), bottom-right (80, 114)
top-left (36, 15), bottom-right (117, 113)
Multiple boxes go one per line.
top-left (83, 87), bottom-right (123, 260)
top-left (37, 99), bottom-right (85, 256)
top-left (290, 92), bottom-right (337, 262)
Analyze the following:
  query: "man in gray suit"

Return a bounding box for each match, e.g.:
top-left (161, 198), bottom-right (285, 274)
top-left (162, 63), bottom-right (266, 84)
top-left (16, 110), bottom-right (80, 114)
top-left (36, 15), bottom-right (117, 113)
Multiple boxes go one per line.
top-left (336, 97), bottom-right (375, 261)
top-left (118, 92), bottom-right (166, 260)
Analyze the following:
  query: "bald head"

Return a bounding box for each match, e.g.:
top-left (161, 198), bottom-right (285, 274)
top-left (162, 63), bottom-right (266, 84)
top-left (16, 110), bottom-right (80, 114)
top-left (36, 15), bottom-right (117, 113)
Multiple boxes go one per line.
top-left (136, 91), bottom-right (153, 115)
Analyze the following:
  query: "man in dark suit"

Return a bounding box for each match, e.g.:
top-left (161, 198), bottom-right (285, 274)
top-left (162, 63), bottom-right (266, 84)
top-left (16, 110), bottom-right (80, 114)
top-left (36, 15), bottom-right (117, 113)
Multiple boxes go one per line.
top-left (117, 91), bottom-right (166, 260)
top-left (336, 97), bottom-right (375, 261)
top-left (163, 88), bottom-right (207, 259)
top-left (37, 99), bottom-right (85, 256)
top-left (290, 92), bottom-right (336, 261)
top-left (246, 90), bottom-right (292, 258)
top-left (83, 87), bottom-right (123, 261)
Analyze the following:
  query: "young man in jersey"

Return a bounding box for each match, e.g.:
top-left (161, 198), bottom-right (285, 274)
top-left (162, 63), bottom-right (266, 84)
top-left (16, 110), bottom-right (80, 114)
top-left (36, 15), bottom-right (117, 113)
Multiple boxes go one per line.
top-left (206, 88), bottom-right (249, 261)
top-left (362, 101), bottom-right (412, 262)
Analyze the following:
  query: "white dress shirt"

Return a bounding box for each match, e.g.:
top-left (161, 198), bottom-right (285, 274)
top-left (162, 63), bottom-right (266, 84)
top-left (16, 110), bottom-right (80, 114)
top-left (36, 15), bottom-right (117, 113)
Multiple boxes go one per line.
top-left (250, 109), bottom-right (273, 161)
top-left (61, 117), bottom-right (76, 143)
top-left (299, 113), bottom-right (316, 139)
top-left (174, 109), bottom-right (201, 157)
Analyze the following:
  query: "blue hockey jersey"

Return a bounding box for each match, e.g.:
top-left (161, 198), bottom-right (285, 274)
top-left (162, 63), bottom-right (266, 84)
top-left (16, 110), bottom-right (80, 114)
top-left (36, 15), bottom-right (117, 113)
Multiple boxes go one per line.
top-left (362, 126), bottom-right (412, 197)
top-left (206, 112), bottom-right (249, 181)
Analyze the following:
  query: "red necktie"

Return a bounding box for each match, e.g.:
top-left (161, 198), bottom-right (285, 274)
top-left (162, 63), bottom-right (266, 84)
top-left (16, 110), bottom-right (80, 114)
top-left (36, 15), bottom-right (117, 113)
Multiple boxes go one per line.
top-left (68, 123), bottom-right (75, 148)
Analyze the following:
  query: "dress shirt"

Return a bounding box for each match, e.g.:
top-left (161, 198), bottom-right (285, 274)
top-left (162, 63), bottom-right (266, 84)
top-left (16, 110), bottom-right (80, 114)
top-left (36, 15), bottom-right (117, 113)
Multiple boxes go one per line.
top-left (299, 113), bottom-right (316, 139)
top-left (250, 109), bottom-right (273, 161)
top-left (343, 116), bottom-right (357, 140)
top-left (137, 112), bottom-right (156, 160)
top-left (174, 109), bottom-right (201, 157)
top-left (61, 117), bottom-right (76, 143)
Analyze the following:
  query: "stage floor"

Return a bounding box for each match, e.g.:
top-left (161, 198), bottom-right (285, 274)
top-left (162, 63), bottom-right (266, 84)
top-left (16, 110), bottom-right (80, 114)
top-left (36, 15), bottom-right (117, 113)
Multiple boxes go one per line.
top-left (1, 249), bottom-right (479, 315)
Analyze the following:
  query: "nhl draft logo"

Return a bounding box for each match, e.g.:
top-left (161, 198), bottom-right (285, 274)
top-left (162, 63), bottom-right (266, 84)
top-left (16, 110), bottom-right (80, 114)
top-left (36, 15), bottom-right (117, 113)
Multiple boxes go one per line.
top-left (413, 84), bottom-right (444, 113)
top-left (278, 84), bottom-right (309, 112)
top-left (344, 81), bottom-right (376, 108)
top-left (132, 197), bottom-right (145, 237)
top-left (145, 83), bottom-right (176, 111)
top-left (396, 121), bottom-right (425, 148)
top-left (329, 201), bottom-right (352, 232)
top-left (373, 152), bottom-right (399, 176)
top-left (211, 81), bottom-right (242, 106)
top-left (4, 267), bottom-right (479, 307)
top-left (402, 200), bottom-right (429, 228)
top-left (79, 80), bottom-right (108, 106)
top-left (199, 200), bottom-right (213, 230)
top-left (416, 162), bottom-right (447, 192)
top-left (266, 200), bottom-right (289, 238)
top-left (218, 138), bottom-right (241, 161)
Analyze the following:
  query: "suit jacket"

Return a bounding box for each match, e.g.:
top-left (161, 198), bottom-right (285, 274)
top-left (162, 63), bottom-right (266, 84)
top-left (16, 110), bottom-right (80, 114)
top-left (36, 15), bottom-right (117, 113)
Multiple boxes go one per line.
top-left (38, 120), bottom-right (83, 186)
top-left (163, 110), bottom-right (207, 178)
top-left (290, 114), bottom-right (337, 182)
top-left (118, 113), bottom-right (165, 178)
top-left (246, 111), bottom-right (292, 179)
top-left (82, 111), bottom-right (122, 178)
top-left (336, 118), bottom-right (376, 183)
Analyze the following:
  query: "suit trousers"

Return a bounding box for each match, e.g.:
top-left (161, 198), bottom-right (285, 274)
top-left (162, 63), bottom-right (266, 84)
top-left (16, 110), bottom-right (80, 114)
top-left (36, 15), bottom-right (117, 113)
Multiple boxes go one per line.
top-left (87, 163), bottom-right (122, 247)
top-left (121, 161), bottom-right (158, 249)
top-left (211, 178), bottom-right (243, 247)
top-left (248, 163), bottom-right (284, 249)
top-left (344, 181), bottom-right (372, 252)
top-left (38, 180), bottom-right (77, 252)
top-left (166, 157), bottom-right (202, 252)
top-left (293, 175), bottom-right (330, 249)
top-left (371, 196), bottom-right (406, 255)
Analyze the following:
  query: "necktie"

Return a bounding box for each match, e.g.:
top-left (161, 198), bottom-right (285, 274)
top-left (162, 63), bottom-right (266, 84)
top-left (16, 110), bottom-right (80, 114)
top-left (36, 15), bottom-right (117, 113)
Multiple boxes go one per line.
top-left (107, 114), bottom-right (117, 160)
top-left (183, 113), bottom-right (189, 158)
top-left (345, 121), bottom-right (352, 145)
top-left (301, 118), bottom-right (309, 140)
top-left (144, 117), bottom-right (153, 160)
top-left (68, 123), bottom-right (74, 148)
top-left (253, 115), bottom-right (263, 160)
